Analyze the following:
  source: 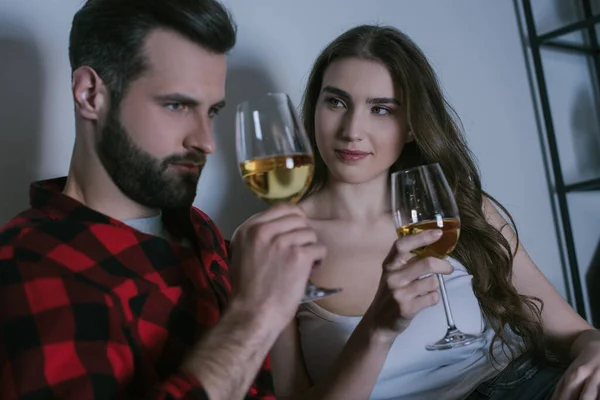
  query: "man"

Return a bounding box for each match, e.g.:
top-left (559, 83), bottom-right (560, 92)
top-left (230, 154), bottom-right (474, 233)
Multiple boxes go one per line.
top-left (0, 0), bottom-right (325, 399)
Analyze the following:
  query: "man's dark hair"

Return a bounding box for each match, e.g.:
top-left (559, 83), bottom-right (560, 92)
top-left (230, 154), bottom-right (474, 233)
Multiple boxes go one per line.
top-left (69, 0), bottom-right (237, 105)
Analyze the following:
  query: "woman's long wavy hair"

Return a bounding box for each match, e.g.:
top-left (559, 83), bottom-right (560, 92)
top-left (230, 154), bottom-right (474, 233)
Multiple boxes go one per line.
top-left (300, 25), bottom-right (545, 362)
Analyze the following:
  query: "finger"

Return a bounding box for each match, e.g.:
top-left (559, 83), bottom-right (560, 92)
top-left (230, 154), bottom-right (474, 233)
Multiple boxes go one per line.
top-left (273, 227), bottom-right (318, 249)
top-left (397, 290), bottom-right (439, 318)
top-left (407, 258), bottom-right (453, 281)
top-left (295, 243), bottom-right (328, 269)
top-left (579, 373), bottom-right (600, 400)
top-left (308, 242), bottom-right (327, 256)
top-left (407, 275), bottom-right (439, 297)
top-left (384, 230), bottom-right (443, 271)
top-left (252, 214), bottom-right (309, 242)
top-left (552, 370), bottom-right (585, 400)
top-left (249, 203), bottom-right (306, 224)
top-left (550, 375), bottom-right (566, 400)
top-left (386, 269), bottom-right (438, 292)
top-left (386, 258), bottom-right (453, 287)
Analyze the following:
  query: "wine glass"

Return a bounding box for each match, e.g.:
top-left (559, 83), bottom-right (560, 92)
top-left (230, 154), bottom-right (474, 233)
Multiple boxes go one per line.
top-left (390, 163), bottom-right (485, 350)
top-left (235, 92), bottom-right (342, 303)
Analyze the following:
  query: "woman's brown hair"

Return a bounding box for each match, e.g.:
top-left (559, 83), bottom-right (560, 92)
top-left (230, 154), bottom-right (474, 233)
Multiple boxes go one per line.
top-left (301, 25), bottom-right (545, 362)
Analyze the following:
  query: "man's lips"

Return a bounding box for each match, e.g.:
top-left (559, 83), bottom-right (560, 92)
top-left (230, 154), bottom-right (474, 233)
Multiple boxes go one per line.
top-left (169, 162), bottom-right (204, 173)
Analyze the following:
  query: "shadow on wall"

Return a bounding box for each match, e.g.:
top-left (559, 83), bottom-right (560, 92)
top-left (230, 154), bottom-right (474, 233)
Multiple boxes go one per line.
top-left (209, 61), bottom-right (282, 239)
top-left (553, 0), bottom-right (600, 23)
top-left (547, 0), bottom-right (600, 178)
top-left (571, 87), bottom-right (600, 178)
top-left (586, 239), bottom-right (600, 328)
top-left (0, 34), bottom-right (43, 225)
top-left (558, 0), bottom-right (600, 324)
top-left (561, 0), bottom-right (600, 179)
top-left (553, 0), bottom-right (581, 23)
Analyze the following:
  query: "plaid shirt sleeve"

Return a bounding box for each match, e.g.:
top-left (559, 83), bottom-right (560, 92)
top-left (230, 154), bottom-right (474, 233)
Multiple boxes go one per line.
top-left (0, 217), bottom-right (276, 400)
top-left (202, 220), bottom-right (276, 400)
top-left (0, 246), bottom-right (211, 400)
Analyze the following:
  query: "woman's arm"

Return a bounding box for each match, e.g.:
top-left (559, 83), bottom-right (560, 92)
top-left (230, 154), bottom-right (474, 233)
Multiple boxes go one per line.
top-left (271, 317), bottom-right (395, 400)
top-left (483, 196), bottom-right (600, 399)
top-left (482, 196), bottom-right (594, 358)
top-left (271, 230), bottom-right (453, 400)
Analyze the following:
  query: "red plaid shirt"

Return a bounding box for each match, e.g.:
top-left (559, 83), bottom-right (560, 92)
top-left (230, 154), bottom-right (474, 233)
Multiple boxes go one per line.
top-left (0, 177), bottom-right (275, 399)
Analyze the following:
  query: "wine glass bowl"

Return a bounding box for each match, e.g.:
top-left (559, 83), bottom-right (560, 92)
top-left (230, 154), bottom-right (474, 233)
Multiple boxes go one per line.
top-left (239, 153), bottom-right (314, 205)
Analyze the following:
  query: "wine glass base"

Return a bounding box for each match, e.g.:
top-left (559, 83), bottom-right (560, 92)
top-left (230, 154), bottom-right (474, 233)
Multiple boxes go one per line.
top-left (426, 330), bottom-right (485, 351)
top-left (301, 286), bottom-right (342, 303)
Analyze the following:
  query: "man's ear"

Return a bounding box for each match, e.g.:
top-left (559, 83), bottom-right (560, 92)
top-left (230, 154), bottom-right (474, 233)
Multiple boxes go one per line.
top-left (72, 66), bottom-right (109, 121)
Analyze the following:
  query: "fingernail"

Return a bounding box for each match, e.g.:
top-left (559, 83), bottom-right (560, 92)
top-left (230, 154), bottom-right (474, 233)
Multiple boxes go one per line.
top-left (432, 230), bottom-right (443, 237)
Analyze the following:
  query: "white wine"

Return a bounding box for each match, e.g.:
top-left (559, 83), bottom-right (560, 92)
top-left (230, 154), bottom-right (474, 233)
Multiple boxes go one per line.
top-left (240, 154), bottom-right (314, 204)
top-left (396, 218), bottom-right (460, 259)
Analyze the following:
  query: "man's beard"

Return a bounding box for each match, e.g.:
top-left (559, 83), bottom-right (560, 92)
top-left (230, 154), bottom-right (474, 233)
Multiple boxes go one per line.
top-left (96, 107), bottom-right (205, 210)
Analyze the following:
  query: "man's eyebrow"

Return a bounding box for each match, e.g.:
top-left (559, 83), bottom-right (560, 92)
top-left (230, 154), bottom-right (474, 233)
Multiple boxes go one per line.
top-left (153, 94), bottom-right (227, 111)
top-left (211, 99), bottom-right (226, 109)
top-left (153, 93), bottom-right (200, 106)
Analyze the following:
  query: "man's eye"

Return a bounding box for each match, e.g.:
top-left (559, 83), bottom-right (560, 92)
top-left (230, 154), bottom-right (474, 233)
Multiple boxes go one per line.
top-left (166, 103), bottom-right (186, 112)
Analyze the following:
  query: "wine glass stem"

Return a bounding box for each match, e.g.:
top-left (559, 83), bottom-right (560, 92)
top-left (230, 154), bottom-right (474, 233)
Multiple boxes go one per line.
top-left (436, 273), bottom-right (457, 331)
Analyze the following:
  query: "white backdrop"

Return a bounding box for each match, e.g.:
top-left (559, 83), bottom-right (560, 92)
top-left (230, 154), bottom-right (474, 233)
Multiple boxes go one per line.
top-left (2, 0), bottom-right (589, 303)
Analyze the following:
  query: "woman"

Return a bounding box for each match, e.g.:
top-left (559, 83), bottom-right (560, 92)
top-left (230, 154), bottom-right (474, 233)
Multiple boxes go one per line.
top-left (268, 25), bottom-right (600, 400)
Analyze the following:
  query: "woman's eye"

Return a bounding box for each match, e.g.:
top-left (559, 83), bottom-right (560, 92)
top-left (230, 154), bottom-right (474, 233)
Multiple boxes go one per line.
top-left (326, 98), bottom-right (345, 108)
top-left (372, 106), bottom-right (391, 115)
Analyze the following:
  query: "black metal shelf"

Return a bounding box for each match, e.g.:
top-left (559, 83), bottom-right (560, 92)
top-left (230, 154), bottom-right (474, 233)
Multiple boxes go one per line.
top-left (565, 177), bottom-right (600, 192)
top-left (537, 14), bottom-right (600, 42)
top-left (541, 41), bottom-right (599, 55)
top-left (521, 0), bottom-right (600, 321)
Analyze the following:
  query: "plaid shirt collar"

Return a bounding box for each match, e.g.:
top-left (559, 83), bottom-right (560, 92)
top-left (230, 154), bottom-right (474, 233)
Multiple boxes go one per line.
top-left (28, 176), bottom-right (207, 252)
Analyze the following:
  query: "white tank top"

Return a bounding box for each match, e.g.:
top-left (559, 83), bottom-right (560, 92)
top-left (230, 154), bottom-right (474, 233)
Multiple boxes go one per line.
top-left (297, 258), bottom-right (522, 400)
